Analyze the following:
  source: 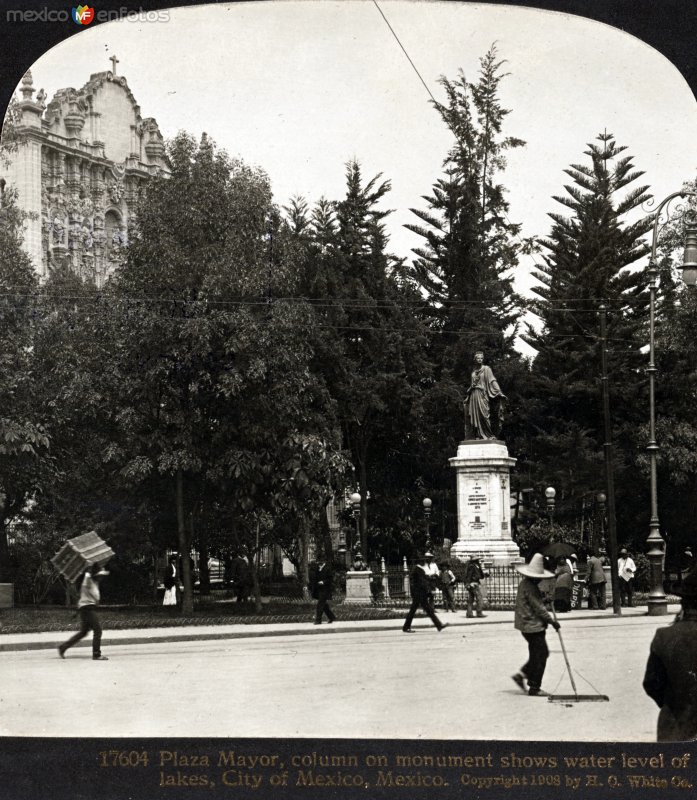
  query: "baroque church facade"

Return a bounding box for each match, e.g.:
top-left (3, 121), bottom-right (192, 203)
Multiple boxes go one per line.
top-left (2, 59), bottom-right (169, 285)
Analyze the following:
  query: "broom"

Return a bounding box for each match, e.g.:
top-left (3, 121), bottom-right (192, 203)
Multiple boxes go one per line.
top-left (547, 597), bottom-right (609, 703)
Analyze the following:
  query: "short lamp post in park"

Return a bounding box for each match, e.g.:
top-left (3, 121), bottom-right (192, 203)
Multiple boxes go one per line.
top-left (645, 190), bottom-right (697, 616)
top-left (596, 492), bottom-right (607, 555)
top-left (545, 486), bottom-right (556, 534)
top-left (349, 492), bottom-right (361, 560)
top-left (422, 497), bottom-right (433, 551)
top-left (337, 527), bottom-right (347, 566)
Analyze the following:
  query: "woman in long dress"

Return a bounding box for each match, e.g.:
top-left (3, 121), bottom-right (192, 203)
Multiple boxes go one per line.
top-left (163, 556), bottom-right (178, 608)
top-left (464, 351), bottom-right (506, 439)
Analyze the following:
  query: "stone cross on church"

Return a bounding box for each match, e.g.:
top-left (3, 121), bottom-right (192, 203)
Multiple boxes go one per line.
top-left (109, 55), bottom-right (119, 75)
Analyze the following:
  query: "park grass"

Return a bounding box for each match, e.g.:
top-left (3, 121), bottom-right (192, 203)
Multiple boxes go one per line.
top-left (0, 597), bottom-right (405, 634)
top-left (0, 591), bottom-right (680, 635)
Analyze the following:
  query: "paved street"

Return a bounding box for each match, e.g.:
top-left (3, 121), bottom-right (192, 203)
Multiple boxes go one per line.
top-left (0, 610), bottom-right (670, 741)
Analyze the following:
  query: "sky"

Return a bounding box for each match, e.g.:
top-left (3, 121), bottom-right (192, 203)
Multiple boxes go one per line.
top-left (9, 0), bottom-right (697, 352)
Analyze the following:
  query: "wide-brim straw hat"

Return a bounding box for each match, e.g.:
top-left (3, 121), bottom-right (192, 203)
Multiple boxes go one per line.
top-left (515, 553), bottom-right (555, 579)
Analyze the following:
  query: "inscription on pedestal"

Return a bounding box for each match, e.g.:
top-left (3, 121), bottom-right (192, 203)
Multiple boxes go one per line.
top-left (465, 476), bottom-right (489, 535)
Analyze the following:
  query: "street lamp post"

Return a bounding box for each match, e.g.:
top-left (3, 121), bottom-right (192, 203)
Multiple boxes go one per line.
top-left (545, 486), bottom-right (556, 535)
top-left (596, 489), bottom-right (621, 614)
top-left (349, 492), bottom-right (361, 561)
top-left (337, 526), bottom-right (347, 567)
top-left (422, 497), bottom-right (432, 551)
top-left (596, 492), bottom-right (607, 555)
top-left (645, 190), bottom-right (697, 616)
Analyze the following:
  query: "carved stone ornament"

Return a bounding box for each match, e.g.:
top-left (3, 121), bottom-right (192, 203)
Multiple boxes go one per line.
top-left (108, 180), bottom-right (124, 204)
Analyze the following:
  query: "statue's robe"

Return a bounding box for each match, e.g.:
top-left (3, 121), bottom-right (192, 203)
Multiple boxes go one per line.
top-left (466, 365), bottom-right (505, 439)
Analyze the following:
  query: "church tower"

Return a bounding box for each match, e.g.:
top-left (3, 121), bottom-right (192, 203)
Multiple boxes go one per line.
top-left (1, 59), bottom-right (169, 285)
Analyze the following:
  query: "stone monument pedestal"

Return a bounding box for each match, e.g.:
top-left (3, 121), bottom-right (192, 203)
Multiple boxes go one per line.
top-left (449, 440), bottom-right (521, 565)
top-left (343, 570), bottom-right (373, 604)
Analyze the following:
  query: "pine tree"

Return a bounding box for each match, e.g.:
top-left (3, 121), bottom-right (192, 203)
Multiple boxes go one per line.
top-left (523, 131), bottom-right (653, 531)
top-left (289, 161), bottom-right (430, 558)
top-left (406, 45), bottom-right (525, 374)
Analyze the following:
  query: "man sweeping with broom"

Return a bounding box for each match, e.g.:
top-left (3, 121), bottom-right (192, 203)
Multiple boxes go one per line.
top-left (511, 553), bottom-right (560, 696)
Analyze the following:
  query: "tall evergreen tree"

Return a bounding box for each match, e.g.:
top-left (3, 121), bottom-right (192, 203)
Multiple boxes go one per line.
top-left (289, 162), bottom-right (430, 558)
top-left (523, 131), bottom-right (652, 535)
top-left (407, 45), bottom-right (525, 372)
top-left (405, 47), bottom-right (528, 535)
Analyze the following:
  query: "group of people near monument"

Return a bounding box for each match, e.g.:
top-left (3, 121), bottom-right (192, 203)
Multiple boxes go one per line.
top-left (402, 552), bottom-right (489, 632)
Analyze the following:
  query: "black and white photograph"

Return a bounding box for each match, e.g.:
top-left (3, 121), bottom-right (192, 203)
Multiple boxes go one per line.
top-left (0, 0), bottom-right (696, 796)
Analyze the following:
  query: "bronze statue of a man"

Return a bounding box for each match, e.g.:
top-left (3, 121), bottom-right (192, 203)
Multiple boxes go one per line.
top-left (464, 351), bottom-right (506, 440)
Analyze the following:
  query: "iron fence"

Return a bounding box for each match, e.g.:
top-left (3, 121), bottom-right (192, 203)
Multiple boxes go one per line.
top-left (366, 562), bottom-right (525, 610)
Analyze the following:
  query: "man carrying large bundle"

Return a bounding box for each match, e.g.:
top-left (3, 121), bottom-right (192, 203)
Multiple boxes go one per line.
top-left (58, 562), bottom-right (110, 661)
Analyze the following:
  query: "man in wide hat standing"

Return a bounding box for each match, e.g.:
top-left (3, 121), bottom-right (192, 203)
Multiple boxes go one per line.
top-left (511, 553), bottom-right (560, 696)
top-left (643, 570), bottom-right (697, 741)
top-left (463, 554), bottom-right (488, 618)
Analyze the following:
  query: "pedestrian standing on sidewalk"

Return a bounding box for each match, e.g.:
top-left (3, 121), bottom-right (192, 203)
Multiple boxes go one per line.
top-left (423, 550), bottom-right (439, 587)
top-left (618, 548), bottom-right (636, 607)
top-left (553, 557), bottom-right (573, 613)
top-left (439, 563), bottom-right (457, 612)
top-left (643, 570), bottom-right (697, 741)
top-left (511, 553), bottom-right (559, 696)
top-left (310, 558), bottom-right (335, 625)
top-left (403, 554), bottom-right (447, 633)
top-left (58, 562), bottom-right (110, 660)
top-left (162, 555), bottom-right (178, 610)
top-left (586, 552), bottom-right (607, 610)
top-left (463, 554), bottom-right (488, 618)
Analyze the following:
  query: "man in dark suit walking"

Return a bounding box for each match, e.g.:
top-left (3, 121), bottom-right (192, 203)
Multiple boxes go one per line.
top-left (643, 570), bottom-right (697, 741)
top-left (403, 554), bottom-right (447, 633)
top-left (310, 558), bottom-right (335, 625)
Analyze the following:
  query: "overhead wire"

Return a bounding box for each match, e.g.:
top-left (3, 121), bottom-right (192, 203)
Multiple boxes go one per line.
top-left (0, 290), bottom-right (650, 312)
top-left (5, 296), bottom-right (647, 344)
top-left (372, 0), bottom-right (550, 278)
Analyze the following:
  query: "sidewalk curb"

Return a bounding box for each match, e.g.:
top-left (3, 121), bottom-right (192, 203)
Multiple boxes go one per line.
top-left (3, 619), bottom-right (465, 652)
top-left (0, 606), bottom-right (669, 653)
